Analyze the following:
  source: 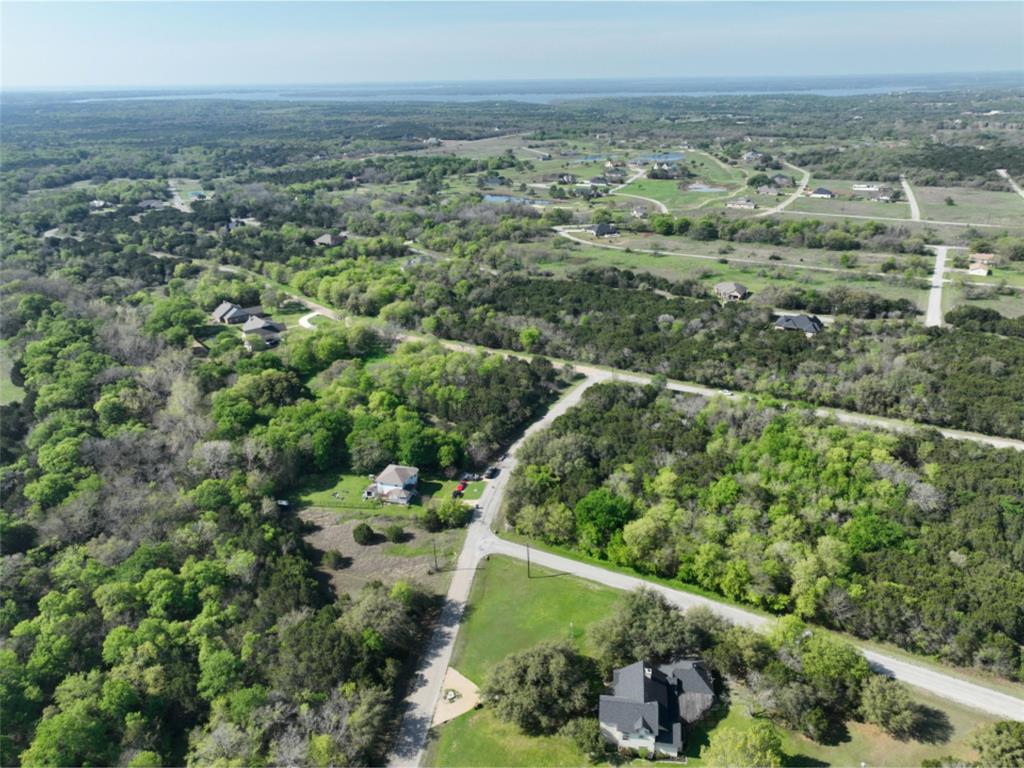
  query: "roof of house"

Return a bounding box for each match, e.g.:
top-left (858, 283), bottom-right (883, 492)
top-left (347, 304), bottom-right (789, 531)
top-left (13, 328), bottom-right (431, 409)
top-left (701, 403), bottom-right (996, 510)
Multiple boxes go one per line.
top-left (212, 301), bottom-right (248, 322)
top-left (314, 232), bottom-right (345, 246)
top-left (971, 252), bottom-right (996, 263)
top-left (812, 187), bottom-right (834, 196)
top-left (376, 464), bottom-right (419, 487)
top-left (775, 314), bottom-right (825, 333)
top-left (242, 316), bottom-right (284, 334)
top-left (599, 659), bottom-right (714, 753)
top-left (593, 222), bottom-right (618, 235)
top-left (715, 281), bottom-right (748, 296)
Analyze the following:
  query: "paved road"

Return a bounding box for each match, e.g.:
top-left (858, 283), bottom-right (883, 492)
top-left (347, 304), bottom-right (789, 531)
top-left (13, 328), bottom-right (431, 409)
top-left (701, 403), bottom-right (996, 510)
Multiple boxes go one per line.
top-left (756, 161), bottom-right (810, 218)
top-left (996, 168), bottom-right (1024, 201)
top-left (901, 175), bottom-right (922, 221)
top-left (480, 538), bottom-right (1024, 722)
top-left (298, 311), bottom-right (323, 329)
top-left (926, 245), bottom-right (949, 327)
top-left (386, 372), bottom-right (1024, 762)
top-left (387, 375), bottom-right (605, 767)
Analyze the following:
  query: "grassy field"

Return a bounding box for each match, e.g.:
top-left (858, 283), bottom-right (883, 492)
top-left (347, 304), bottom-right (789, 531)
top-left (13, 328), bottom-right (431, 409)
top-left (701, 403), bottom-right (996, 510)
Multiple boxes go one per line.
top-left (915, 184), bottom-right (1024, 227)
top-left (616, 178), bottom-right (736, 211)
top-left (431, 556), bottom-right (995, 768)
top-left (537, 236), bottom-right (930, 310)
top-left (449, 555), bottom-right (622, 686)
top-left (0, 341), bottom-right (25, 405)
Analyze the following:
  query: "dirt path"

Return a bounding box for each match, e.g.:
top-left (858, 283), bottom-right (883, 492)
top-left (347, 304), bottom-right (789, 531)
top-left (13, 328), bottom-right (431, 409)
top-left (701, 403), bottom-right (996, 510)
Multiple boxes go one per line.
top-left (901, 175), bottom-right (922, 221)
top-left (996, 168), bottom-right (1024, 201)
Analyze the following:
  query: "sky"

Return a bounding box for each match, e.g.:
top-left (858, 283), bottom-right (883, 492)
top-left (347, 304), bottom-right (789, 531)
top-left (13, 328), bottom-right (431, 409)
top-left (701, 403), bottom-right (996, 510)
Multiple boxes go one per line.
top-left (2, 1), bottom-right (1022, 89)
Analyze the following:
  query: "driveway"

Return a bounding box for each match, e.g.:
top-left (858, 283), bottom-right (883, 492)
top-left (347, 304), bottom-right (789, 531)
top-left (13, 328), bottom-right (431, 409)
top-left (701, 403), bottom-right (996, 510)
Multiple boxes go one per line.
top-left (996, 168), bottom-right (1024, 201)
top-left (925, 245), bottom-right (949, 327)
top-left (901, 175), bottom-right (922, 221)
top-left (756, 161), bottom-right (810, 217)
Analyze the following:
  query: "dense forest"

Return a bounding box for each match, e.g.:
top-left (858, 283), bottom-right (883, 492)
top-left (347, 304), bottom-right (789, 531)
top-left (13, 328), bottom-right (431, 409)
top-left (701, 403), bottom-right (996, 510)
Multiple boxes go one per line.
top-left (2, 88), bottom-right (1023, 763)
top-left (0, 265), bottom-right (562, 764)
top-left (505, 382), bottom-right (1024, 681)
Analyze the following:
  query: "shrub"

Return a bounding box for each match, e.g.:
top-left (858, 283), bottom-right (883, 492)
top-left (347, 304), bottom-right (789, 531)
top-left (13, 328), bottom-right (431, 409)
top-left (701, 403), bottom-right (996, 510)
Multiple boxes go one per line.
top-left (352, 523), bottom-right (375, 545)
top-left (384, 524), bottom-right (404, 543)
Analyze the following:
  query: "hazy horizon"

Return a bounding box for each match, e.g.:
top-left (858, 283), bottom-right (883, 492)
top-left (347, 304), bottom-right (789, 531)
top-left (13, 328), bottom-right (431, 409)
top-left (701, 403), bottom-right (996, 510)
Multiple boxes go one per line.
top-left (3, 1), bottom-right (1022, 90)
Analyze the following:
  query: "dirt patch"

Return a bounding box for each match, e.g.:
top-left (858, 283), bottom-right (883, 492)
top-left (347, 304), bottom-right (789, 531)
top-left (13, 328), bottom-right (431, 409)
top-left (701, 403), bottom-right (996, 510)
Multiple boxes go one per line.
top-left (299, 507), bottom-right (465, 597)
top-left (432, 667), bottom-right (481, 726)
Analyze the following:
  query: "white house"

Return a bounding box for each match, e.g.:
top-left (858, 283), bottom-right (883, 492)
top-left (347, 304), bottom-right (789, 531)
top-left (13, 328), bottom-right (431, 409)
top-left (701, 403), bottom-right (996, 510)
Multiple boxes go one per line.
top-left (809, 187), bottom-right (836, 199)
top-left (726, 197), bottom-right (757, 209)
top-left (366, 464), bottom-right (419, 505)
top-left (852, 183), bottom-right (881, 192)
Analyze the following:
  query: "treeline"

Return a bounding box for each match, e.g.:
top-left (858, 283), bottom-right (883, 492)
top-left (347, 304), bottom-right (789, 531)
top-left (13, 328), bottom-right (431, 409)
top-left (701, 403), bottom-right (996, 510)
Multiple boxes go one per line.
top-left (755, 284), bottom-right (919, 318)
top-left (398, 274), bottom-right (1024, 439)
top-left (505, 383), bottom-right (1024, 681)
top-left (945, 305), bottom-right (1024, 338)
top-left (640, 212), bottom-right (930, 255)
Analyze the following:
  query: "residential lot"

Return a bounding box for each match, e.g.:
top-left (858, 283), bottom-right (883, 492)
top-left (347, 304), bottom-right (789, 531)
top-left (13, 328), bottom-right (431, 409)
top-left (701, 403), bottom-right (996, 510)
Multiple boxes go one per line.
top-left (430, 557), bottom-right (996, 768)
top-left (915, 184), bottom-right (1024, 227)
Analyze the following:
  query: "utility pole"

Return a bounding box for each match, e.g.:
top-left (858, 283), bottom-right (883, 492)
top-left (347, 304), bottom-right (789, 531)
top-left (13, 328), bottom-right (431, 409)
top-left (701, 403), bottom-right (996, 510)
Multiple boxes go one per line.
top-left (433, 540), bottom-right (439, 572)
top-left (526, 542), bottom-right (531, 578)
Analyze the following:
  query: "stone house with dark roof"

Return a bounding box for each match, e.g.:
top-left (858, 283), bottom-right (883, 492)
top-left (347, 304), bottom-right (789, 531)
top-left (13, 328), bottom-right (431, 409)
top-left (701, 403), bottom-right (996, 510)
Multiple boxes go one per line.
top-left (598, 659), bottom-right (714, 756)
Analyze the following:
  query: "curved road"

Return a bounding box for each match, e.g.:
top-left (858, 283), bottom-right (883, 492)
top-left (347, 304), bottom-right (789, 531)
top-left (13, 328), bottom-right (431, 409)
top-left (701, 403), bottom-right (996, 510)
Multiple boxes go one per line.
top-left (389, 370), bottom-right (1023, 766)
top-left (756, 161), bottom-right (811, 218)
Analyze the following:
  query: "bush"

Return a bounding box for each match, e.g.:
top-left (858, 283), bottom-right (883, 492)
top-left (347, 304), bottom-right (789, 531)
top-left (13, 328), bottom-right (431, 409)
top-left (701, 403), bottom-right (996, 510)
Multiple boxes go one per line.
top-left (384, 524), bottom-right (404, 543)
top-left (558, 718), bottom-right (606, 764)
top-left (352, 523), bottom-right (375, 545)
top-left (324, 551), bottom-right (347, 569)
top-left (860, 676), bottom-right (920, 738)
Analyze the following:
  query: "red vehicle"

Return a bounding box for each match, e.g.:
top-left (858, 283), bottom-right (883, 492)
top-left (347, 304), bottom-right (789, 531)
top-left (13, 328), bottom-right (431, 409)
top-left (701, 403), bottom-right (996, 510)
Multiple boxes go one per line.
top-left (456, 482), bottom-right (467, 492)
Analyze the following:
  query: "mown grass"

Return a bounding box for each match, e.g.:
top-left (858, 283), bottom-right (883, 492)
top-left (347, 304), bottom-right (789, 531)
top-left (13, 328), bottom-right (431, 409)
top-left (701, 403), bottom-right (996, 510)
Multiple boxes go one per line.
top-left (431, 556), bottom-right (995, 768)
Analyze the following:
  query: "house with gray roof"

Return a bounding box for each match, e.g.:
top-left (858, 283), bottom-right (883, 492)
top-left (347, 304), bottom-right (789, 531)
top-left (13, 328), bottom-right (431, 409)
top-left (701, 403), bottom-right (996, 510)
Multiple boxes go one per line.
top-left (774, 314), bottom-right (825, 336)
top-left (314, 232), bottom-right (347, 247)
top-left (714, 281), bottom-right (749, 302)
top-left (211, 301), bottom-right (251, 325)
top-left (598, 659), bottom-right (715, 756)
top-left (366, 464), bottom-right (419, 505)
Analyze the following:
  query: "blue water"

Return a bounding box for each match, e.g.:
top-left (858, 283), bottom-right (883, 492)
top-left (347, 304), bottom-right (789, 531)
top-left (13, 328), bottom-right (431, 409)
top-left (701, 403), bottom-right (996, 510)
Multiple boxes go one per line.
top-left (483, 194), bottom-right (551, 205)
top-left (637, 152), bottom-right (685, 162)
top-left (688, 183), bottom-right (726, 192)
top-left (43, 72), bottom-right (1021, 106)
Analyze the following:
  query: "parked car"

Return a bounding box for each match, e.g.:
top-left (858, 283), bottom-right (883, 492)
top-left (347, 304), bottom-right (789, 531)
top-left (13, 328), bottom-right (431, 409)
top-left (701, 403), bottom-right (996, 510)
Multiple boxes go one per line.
top-left (484, 467), bottom-right (499, 479)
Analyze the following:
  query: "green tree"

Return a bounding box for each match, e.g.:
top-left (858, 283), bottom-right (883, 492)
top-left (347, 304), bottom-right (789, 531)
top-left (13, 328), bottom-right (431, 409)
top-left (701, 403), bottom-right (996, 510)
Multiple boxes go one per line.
top-left (970, 721), bottom-right (1024, 768)
top-left (859, 675), bottom-right (920, 738)
top-left (482, 642), bottom-right (599, 735)
top-left (591, 588), bottom-right (692, 670)
top-left (700, 721), bottom-right (784, 768)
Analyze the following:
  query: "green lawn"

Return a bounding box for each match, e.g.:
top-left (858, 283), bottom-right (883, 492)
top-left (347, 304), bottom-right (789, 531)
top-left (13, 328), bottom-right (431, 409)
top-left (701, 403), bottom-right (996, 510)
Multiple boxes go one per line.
top-left (432, 556), bottom-right (995, 768)
top-left (449, 555), bottom-right (623, 687)
top-left (0, 342), bottom-right (25, 405)
top-left (294, 472), bottom-right (485, 517)
top-left (915, 184), bottom-right (1024, 228)
top-left (616, 178), bottom-right (734, 211)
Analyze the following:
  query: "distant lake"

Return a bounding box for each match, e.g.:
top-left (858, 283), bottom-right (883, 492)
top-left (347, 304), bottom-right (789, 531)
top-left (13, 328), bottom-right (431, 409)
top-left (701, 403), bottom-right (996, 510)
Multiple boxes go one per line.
top-left (637, 152), bottom-right (685, 162)
top-left (688, 183), bottom-right (726, 192)
top-left (42, 72), bottom-right (1021, 106)
top-left (483, 194), bottom-right (551, 205)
